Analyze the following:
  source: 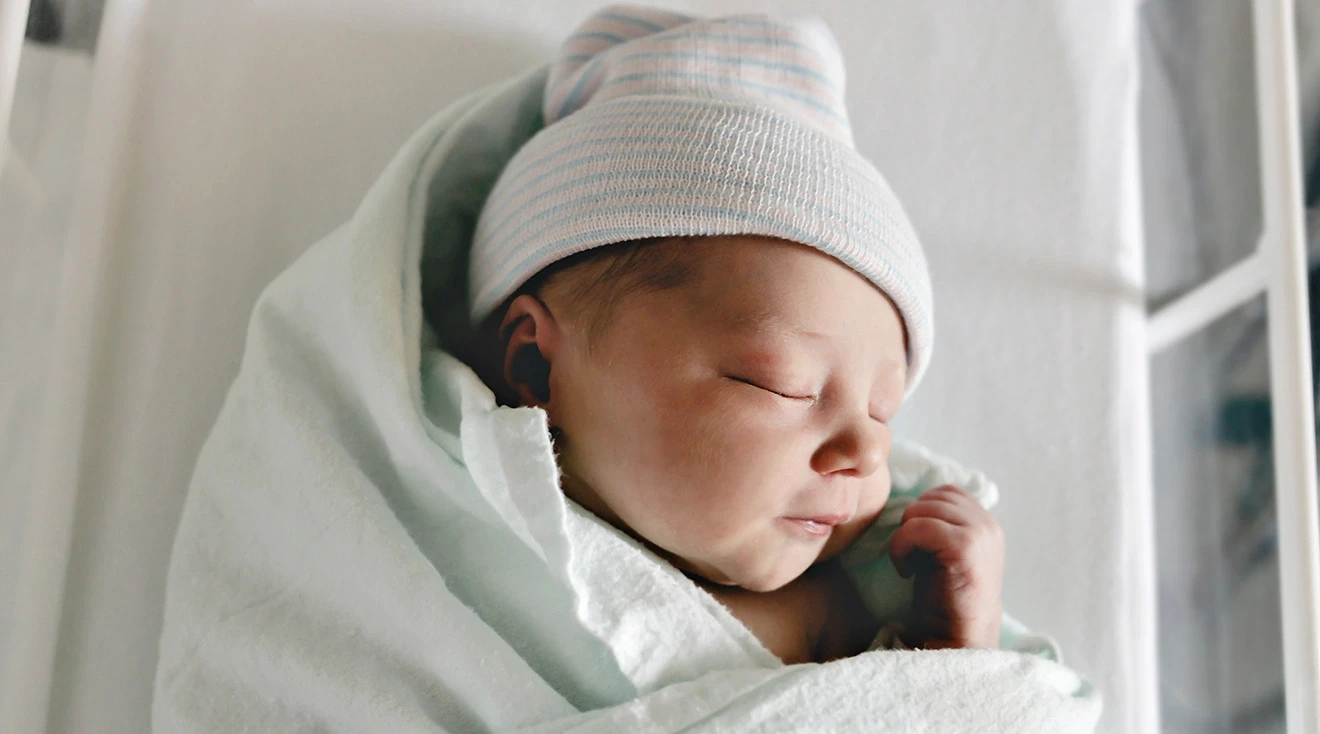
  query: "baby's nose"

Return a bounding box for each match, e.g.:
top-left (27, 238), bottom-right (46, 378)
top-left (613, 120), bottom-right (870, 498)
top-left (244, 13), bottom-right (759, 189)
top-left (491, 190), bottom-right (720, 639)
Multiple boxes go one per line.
top-left (810, 422), bottom-right (884, 478)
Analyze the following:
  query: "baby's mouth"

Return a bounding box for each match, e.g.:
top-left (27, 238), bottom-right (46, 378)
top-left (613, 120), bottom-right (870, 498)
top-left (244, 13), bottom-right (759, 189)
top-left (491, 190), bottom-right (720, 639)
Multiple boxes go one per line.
top-left (780, 513), bottom-right (850, 538)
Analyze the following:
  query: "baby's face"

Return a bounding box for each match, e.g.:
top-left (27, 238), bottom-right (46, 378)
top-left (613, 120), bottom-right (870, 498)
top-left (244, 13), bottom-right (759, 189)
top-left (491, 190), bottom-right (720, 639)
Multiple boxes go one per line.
top-left (527, 236), bottom-right (907, 592)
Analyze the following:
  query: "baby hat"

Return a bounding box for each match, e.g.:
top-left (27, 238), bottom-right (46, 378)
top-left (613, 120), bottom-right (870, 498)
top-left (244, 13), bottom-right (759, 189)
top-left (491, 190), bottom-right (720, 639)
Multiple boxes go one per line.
top-left (470, 5), bottom-right (933, 388)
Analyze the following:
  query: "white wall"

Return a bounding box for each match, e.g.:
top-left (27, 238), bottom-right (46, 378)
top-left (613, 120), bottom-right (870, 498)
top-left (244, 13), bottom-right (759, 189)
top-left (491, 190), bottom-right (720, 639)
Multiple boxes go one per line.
top-left (0, 42), bottom-right (92, 686)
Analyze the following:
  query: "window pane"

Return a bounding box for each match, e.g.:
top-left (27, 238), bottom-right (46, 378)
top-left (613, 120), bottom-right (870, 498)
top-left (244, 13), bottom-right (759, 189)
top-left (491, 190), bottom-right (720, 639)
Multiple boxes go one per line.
top-left (1151, 295), bottom-right (1287, 734)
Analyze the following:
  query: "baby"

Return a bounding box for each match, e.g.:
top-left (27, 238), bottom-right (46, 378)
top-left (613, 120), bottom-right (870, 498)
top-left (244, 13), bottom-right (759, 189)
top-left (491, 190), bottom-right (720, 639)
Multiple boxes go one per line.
top-left (464, 6), bottom-right (1005, 665)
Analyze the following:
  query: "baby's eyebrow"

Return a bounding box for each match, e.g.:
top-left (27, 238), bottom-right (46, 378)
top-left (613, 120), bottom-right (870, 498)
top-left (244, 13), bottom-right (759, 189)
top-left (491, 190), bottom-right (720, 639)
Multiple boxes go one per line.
top-left (717, 310), bottom-right (826, 342)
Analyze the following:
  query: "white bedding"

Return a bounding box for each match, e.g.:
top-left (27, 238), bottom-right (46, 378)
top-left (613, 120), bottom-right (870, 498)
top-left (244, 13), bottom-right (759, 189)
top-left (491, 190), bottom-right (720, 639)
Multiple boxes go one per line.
top-left (1, 1), bottom-right (1155, 732)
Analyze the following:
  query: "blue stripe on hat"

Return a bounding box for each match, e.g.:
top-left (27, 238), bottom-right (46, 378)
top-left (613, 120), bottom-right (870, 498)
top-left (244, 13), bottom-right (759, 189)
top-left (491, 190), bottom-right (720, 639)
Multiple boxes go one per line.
top-left (476, 110), bottom-right (921, 265)
top-left (480, 156), bottom-right (922, 269)
top-left (477, 191), bottom-right (918, 304)
top-left (613, 50), bottom-right (837, 87)
top-left (480, 107), bottom-right (875, 202)
top-left (565, 30), bottom-right (627, 46)
top-left (597, 70), bottom-right (847, 122)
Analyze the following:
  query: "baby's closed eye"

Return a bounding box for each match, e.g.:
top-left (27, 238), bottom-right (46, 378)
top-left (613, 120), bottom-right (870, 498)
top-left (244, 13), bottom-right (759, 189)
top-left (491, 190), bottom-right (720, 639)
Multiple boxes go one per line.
top-left (725, 375), bottom-right (817, 402)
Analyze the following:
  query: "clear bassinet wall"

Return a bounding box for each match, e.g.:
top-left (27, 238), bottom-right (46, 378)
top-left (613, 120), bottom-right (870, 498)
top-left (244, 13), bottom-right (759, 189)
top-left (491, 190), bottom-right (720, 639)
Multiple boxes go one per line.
top-left (1142, 1), bottom-right (1320, 732)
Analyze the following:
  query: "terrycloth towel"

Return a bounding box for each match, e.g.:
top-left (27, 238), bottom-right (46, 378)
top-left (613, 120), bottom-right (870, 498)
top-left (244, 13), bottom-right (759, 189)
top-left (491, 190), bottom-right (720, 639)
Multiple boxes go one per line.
top-left (152, 65), bottom-right (1100, 733)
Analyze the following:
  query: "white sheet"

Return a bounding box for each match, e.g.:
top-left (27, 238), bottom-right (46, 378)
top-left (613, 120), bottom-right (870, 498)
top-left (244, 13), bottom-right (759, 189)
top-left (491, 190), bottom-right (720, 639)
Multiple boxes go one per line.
top-left (2, 2), bottom-right (1156, 732)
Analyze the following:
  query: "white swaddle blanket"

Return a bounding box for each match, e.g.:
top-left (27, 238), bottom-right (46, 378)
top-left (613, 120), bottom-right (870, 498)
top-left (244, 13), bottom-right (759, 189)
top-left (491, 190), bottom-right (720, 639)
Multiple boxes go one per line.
top-left (152, 65), bottom-right (1100, 733)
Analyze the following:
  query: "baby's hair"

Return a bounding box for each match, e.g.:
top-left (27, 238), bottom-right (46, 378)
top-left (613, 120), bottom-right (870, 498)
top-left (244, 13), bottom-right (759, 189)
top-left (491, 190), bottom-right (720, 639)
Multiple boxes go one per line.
top-left (469, 236), bottom-right (700, 406)
top-left (518, 235), bottom-right (700, 342)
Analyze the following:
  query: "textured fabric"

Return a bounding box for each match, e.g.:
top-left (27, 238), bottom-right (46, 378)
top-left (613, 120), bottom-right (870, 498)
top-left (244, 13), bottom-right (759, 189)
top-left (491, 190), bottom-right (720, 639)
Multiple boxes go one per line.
top-left (470, 4), bottom-right (934, 389)
top-left (152, 64), bottom-right (1099, 733)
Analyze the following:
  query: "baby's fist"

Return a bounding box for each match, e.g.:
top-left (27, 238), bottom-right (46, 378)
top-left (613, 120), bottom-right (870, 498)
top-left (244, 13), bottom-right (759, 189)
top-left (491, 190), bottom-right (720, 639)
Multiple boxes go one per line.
top-left (889, 485), bottom-right (1004, 649)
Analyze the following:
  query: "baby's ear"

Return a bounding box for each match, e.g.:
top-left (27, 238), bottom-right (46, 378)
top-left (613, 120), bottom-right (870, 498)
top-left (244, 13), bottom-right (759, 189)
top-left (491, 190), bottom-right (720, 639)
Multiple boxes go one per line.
top-left (500, 295), bottom-right (560, 408)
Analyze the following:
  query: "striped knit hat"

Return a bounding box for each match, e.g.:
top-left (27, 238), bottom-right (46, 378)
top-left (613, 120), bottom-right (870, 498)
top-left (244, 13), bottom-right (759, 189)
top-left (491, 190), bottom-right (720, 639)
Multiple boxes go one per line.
top-left (470, 5), bottom-right (933, 389)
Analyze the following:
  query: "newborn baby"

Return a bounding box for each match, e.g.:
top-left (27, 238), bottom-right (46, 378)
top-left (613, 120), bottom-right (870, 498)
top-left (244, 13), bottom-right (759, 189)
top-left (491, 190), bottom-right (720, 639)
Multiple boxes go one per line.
top-left (464, 6), bottom-right (1005, 665)
top-left (488, 235), bottom-right (1004, 664)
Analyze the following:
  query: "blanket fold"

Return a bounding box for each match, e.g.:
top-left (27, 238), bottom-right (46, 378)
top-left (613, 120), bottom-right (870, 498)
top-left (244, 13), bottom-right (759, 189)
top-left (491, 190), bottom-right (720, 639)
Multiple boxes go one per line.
top-left (152, 65), bottom-right (1100, 733)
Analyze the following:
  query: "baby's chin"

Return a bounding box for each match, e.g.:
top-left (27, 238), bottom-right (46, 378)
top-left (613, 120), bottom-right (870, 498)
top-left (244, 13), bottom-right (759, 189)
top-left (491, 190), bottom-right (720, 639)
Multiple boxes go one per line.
top-left (589, 509), bottom-right (812, 592)
top-left (648, 522), bottom-right (863, 592)
top-left (705, 526), bottom-right (868, 591)
top-left (665, 547), bottom-right (805, 592)
top-left (736, 572), bottom-right (803, 593)
top-left (714, 551), bottom-right (820, 593)
top-left (687, 525), bottom-right (877, 592)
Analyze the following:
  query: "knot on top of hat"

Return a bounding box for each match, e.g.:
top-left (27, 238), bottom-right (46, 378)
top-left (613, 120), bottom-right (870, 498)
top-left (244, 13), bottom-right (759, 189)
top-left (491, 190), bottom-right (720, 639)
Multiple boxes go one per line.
top-left (543, 4), bottom-right (853, 146)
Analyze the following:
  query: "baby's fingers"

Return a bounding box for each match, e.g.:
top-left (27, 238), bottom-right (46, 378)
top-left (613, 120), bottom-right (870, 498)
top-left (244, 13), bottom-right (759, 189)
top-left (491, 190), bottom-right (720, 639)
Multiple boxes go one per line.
top-left (901, 495), bottom-right (979, 527)
top-left (890, 516), bottom-right (960, 578)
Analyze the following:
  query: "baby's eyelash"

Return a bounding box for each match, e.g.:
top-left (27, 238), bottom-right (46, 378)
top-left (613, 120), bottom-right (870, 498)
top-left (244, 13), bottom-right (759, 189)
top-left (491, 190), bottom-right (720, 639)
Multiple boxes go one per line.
top-left (727, 376), bottom-right (816, 402)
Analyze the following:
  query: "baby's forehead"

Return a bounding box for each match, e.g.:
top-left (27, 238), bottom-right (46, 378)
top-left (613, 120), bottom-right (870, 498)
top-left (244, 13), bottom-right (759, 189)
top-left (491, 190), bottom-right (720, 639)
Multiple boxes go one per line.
top-left (668, 237), bottom-right (877, 309)
top-left (642, 238), bottom-right (899, 337)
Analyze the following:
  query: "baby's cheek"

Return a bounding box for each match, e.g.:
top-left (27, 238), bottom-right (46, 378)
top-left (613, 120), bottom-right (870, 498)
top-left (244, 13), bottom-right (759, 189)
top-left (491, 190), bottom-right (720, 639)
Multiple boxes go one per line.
top-left (657, 408), bottom-right (772, 532)
top-left (622, 400), bottom-right (730, 527)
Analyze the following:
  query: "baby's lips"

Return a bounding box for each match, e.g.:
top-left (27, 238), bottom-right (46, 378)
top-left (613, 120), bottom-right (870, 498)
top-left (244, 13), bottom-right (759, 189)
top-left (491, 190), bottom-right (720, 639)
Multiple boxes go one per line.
top-left (787, 512), bottom-right (850, 527)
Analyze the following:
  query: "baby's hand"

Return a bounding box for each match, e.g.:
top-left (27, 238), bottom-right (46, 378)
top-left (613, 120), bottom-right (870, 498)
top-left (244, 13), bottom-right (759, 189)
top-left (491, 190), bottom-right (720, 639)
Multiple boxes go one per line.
top-left (889, 485), bottom-right (1004, 650)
